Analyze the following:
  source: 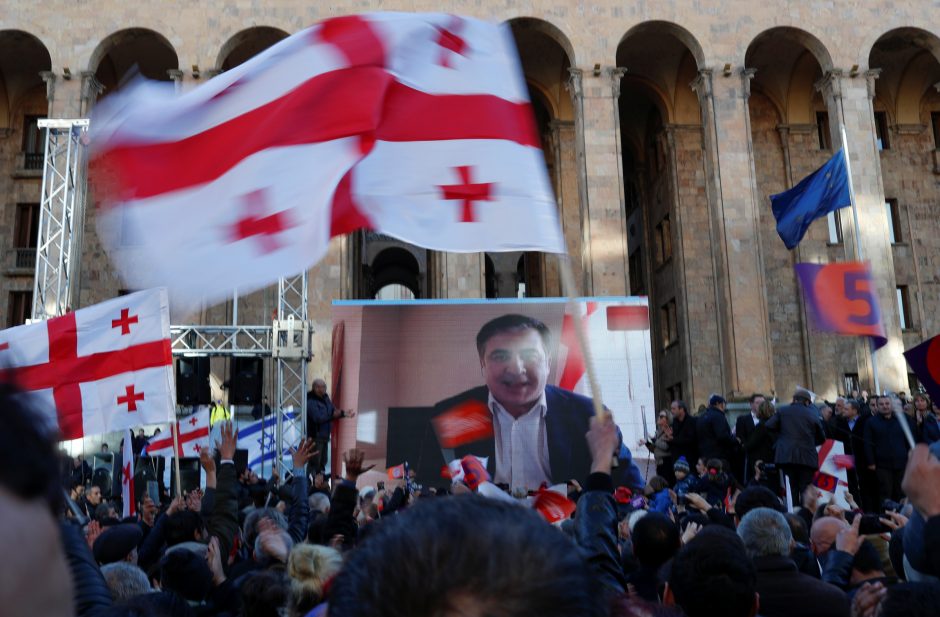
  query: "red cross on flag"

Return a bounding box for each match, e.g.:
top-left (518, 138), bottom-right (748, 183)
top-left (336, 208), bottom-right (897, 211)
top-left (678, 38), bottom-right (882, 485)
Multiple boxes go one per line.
top-left (89, 13), bottom-right (565, 311)
top-left (0, 288), bottom-right (175, 439)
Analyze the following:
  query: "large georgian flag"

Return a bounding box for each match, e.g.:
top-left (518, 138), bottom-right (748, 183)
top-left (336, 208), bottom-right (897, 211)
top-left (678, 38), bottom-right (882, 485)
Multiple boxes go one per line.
top-left (90, 13), bottom-right (565, 310)
top-left (0, 289), bottom-right (175, 439)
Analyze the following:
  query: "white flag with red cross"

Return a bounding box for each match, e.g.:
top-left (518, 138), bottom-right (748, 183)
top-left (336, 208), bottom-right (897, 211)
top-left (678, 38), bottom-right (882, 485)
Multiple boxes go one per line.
top-left (0, 288), bottom-right (175, 439)
top-left (89, 12), bottom-right (565, 311)
top-left (121, 428), bottom-right (136, 518)
top-left (143, 407), bottom-right (210, 458)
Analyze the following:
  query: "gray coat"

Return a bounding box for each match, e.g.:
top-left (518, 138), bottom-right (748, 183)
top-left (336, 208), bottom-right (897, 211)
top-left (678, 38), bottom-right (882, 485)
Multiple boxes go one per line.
top-left (765, 403), bottom-right (826, 468)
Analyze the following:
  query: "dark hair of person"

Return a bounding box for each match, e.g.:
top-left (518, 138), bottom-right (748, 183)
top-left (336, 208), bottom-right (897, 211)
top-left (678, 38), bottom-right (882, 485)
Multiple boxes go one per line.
top-left (159, 550), bottom-right (212, 602)
top-left (0, 381), bottom-right (64, 513)
top-left (164, 510), bottom-right (204, 546)
top-left (734, 486), bottom-right (784, 521)
top-left (748, 393), bottom-right (765, 404)
top-left (667, 526), bottom-right (757, 617)
top-left (647, 476), bottom-right (669, 494)
top-left (632, 513), bottom-right (680, 569)
top-left (112, 591), bottom-right (197, 617)
top-left (329, 495), bottom-right (605, 617)
top-left (878, 582), bottom-right (940, 617)
top-left (673, 401), bottom-right (689, 414)
top-left (475, 314), bottom-right (551, 358)
top-left (241, 570), bottom-right (289, 617)
top-left (783, 512), bottom-right (810, 544)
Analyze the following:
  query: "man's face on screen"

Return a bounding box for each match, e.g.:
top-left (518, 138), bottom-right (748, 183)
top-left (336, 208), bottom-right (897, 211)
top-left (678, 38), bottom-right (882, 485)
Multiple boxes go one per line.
top-left (481, 328), bottom-right (549, 415)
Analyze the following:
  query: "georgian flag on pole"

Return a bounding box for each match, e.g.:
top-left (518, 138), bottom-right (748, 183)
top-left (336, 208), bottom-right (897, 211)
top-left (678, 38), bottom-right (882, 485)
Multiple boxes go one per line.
top-left (143, 407), bottom-right (210, 458)
top-left (122, 428), bottom-right (136, 518)
top-left (0, 288), bottom-right (175, 438)
top-left (89, 13), bottom-right (565, 310)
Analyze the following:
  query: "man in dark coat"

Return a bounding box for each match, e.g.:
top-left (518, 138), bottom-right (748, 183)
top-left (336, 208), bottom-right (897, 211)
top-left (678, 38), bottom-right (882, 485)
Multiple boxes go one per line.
top-left (766, 387), bottom-right (826, 507)
top-left (306, 379), bottom-right (355, 474)
top-left (829, 398), bottom-right (878, 512)
top-left (735, 393), bottom-right (765, 483)
top-left (696, 394), bottom-right (736, 467)
top-left (738, 507), bottom-right (850, 617)
top-left (864, 395), bottom-right (911, 504)
top-left (670, 399), bottom-right (698, 466)
top-left (418, 314), bottom-right (643, 492)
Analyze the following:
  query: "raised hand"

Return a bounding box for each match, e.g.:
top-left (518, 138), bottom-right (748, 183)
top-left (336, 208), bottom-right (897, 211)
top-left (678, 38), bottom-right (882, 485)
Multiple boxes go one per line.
top-left (85, 520), bottom-right (103, 550)
top-left (343, 448), bottom-right (375, 482)
top-left (586, 415), bottom-right (619, 475)
top-left (217, 421), bottom-right (237, 461)
top-left (205, 536), bottom-right (226, 585)
top-left (200, 448), bottom-right (216, 474)
top-left (291, 438), bottom-right (319, 469)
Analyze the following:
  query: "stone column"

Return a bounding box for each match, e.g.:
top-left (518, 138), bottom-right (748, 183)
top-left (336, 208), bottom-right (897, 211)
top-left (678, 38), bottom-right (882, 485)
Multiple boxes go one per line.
top-left (816, 69), bottom-right (906, 392)
top-left (578, 66), bottom-right (630, 296)
top-left (431, 252), bottom-right (484, 298)
top-left (79, 71), bottom-right (104, 117)
top-left (691, 68), bottom-right (775, 397)
top-left (565, 68), bottom-right (592, 294)
top-left (551, 118), bottom-right (583, 292)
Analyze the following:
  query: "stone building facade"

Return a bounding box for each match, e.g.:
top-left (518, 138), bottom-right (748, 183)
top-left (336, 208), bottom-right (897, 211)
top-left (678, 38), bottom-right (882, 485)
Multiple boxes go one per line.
top-left (2, 1), bottom-right (939, 408)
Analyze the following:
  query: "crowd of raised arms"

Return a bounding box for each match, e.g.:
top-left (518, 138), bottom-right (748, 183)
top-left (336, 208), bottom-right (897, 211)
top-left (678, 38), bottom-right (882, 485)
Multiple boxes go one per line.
top-left (5, 380), bottom-right (940, 617)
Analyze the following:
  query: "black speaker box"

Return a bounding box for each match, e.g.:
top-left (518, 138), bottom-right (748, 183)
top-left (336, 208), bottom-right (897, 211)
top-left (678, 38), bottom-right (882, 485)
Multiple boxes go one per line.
top-left (170, 457), bottom-right (202, 496)
top-left (134, 456), bottom-right (165, 504)
top-left (230, 357), bottom-right (263, 405)
top-left (176, 357), bottom-right (211, 405)
top-left (91, 452), bottom-right (114, 497)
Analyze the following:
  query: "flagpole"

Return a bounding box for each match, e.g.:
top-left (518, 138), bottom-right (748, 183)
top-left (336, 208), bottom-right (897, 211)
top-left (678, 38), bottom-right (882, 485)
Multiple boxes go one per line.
top-left (557, 255), bottom-right (609, 422)
top-left (171, 420), bottom-right (182, 498)
top-left (839, 123), bottom-right (881, 394)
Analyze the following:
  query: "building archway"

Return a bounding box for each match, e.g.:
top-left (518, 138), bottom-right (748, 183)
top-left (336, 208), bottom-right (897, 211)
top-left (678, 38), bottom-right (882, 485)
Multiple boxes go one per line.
top-left (216, 27), bottom-right (289, 72)
top-left (617, 22), bottom-right (707, 407)
top-left (364, 242), bottom-right (426, 300)
top-left (90, 28), bottom-right (178, 101)
top-left (745, 27), bottom-right (839, 396)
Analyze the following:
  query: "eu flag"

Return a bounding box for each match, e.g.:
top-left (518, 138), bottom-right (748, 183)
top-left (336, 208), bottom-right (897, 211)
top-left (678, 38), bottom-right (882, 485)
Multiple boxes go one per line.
top-left (771, 149), bottom-right (851, 249)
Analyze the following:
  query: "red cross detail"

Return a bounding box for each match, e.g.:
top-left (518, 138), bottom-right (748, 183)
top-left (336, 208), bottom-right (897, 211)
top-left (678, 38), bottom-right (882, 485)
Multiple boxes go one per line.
top-left (0, 342), bottom-right (8, 351)
top-left (230, 189), bottom-right (292, 254)
top-left (438, 166), bottom-right (494, 222)
top-left (194, 443), bottom-right (202, 453)
top-left (146, 420), bottom-right (210, 457)
top-left (8, 314), bottom-right (171, 439)
top-left (117, 385), bottom-right (145, 412)
top-left (122, 461), bottom-right (133, 485)
top-left (111, 308), bottom-right (139, 335)
top-left (434, 18), bottom-right (467, 68)
top-left (189, 416), bottom-right (199, 426)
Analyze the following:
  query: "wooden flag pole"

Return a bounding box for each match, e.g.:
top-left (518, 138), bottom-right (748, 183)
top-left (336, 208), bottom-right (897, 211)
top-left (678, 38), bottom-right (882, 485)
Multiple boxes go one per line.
top-left (557, 254), bottom-right (610, 422)
top-left (171, 420), bottom-right (183, 498)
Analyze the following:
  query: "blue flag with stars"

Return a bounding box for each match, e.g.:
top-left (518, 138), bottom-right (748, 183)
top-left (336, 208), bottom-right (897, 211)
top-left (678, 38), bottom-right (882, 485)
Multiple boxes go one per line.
top-left (771, 149), bottom-right (851, 249)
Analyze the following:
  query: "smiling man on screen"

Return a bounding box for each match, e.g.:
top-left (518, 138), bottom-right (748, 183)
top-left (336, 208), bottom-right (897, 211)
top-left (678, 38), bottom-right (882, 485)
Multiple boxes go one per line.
top-left (422, 313), bottom-right (642, 493)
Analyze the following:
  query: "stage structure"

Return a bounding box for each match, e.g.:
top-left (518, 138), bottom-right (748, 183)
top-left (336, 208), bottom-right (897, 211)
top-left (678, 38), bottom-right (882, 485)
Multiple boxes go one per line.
top-left (30, 120), bottom-right (311, 478)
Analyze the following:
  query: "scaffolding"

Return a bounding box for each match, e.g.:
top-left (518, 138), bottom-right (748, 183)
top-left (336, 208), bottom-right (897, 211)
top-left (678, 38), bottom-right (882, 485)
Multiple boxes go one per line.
top-left (30, 119), bottom-right (311, 474)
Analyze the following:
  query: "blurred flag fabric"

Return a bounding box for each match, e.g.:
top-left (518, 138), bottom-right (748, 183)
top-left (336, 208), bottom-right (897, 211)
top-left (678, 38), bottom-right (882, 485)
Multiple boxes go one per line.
top-left (432, 399), bottom-right (493, 449)
top-left (771, 149), bottom-right (851, 249)
top-left (387, 463), bottom-right (405, 480)
top-left (904, 334), bottom-right (940, 404)
top-left (795, 262), bottom-right (887, 349)
top-left (89, 13), bottom-right (565, 311)
top-left (0, 288), bottom-right (174, 438)
top-left (121, 428), bottom-right (136, 518)
top-left (238, 408), bottom-right (301, 475)
top-left (143, 407), bottom-right (210, 457)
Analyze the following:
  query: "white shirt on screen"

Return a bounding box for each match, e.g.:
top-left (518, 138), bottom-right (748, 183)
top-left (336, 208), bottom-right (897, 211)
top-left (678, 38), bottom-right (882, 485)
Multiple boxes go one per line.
top-left (488, 391), bottom-right (551, 493)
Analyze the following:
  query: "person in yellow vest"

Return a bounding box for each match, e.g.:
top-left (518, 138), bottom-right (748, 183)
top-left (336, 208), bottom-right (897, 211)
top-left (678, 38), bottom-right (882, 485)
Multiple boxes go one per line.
top-left (210, 399), bottom-right (230, 425)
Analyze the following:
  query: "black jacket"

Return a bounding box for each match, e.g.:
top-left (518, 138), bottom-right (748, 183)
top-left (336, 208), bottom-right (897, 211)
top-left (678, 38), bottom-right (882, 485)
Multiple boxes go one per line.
top-left (828, 414), bottom-right (871, 468)
top-left (670, 414), bottom-right (698, 466)
top-left (60, 522), bottom-right (111, 617)
top-left (696, 406), bottom-right (736, 462)
top-left (864, 414), bottom-right (911, 470)
top-left (766, 403), bottom-right (826, 468)
top-left (742, 419), bottom-right (776, 470)
top-left (573, 472), bottom-right (626, 596)
top-left (752, 554), bottom-right (850, 617)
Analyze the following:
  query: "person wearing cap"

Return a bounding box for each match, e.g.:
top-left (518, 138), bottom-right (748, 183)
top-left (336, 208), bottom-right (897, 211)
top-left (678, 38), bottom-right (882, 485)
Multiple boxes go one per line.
top-left (766, 387), bottom-right (827, 507)
top-left (93, 523), bottom-right (144, 565)
top-left (696, 394), bottom-right (737, 473)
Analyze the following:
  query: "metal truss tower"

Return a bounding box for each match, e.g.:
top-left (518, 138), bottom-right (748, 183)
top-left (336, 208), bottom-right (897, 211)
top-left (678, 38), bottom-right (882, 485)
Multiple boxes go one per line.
top-left (31, 119), bottom-right (90, 321)
top-left (30, 119), bottom-right (311, 477)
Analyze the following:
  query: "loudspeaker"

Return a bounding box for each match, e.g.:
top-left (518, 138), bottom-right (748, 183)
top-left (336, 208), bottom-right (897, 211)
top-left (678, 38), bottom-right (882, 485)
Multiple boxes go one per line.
top-left (176, 357), bottom-right (210, 405)
top-left (230, 357), bottom-right (263, 405)
top-left (170, 457), bottom-right (202, 496)
top-left (91, 453), bottom-right (114, 497)
top-left (134, 456), bottom-right (165, 504)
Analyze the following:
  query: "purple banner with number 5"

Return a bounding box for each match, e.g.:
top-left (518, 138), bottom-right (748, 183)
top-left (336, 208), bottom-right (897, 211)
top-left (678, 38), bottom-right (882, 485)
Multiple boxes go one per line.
top-left (795, 262), bottom-right (887, 349)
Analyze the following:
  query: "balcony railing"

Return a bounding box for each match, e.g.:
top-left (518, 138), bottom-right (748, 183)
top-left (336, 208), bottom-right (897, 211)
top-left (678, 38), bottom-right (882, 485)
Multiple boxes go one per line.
top-left (5, 248), bottom-right (36, 271)
top-left (23, 152), bottom-right (43, 170)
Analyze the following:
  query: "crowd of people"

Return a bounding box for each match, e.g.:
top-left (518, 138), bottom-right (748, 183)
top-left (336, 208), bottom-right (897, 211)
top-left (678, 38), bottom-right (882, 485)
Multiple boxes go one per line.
top-left (4, 379), bottom-right (940, 617)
